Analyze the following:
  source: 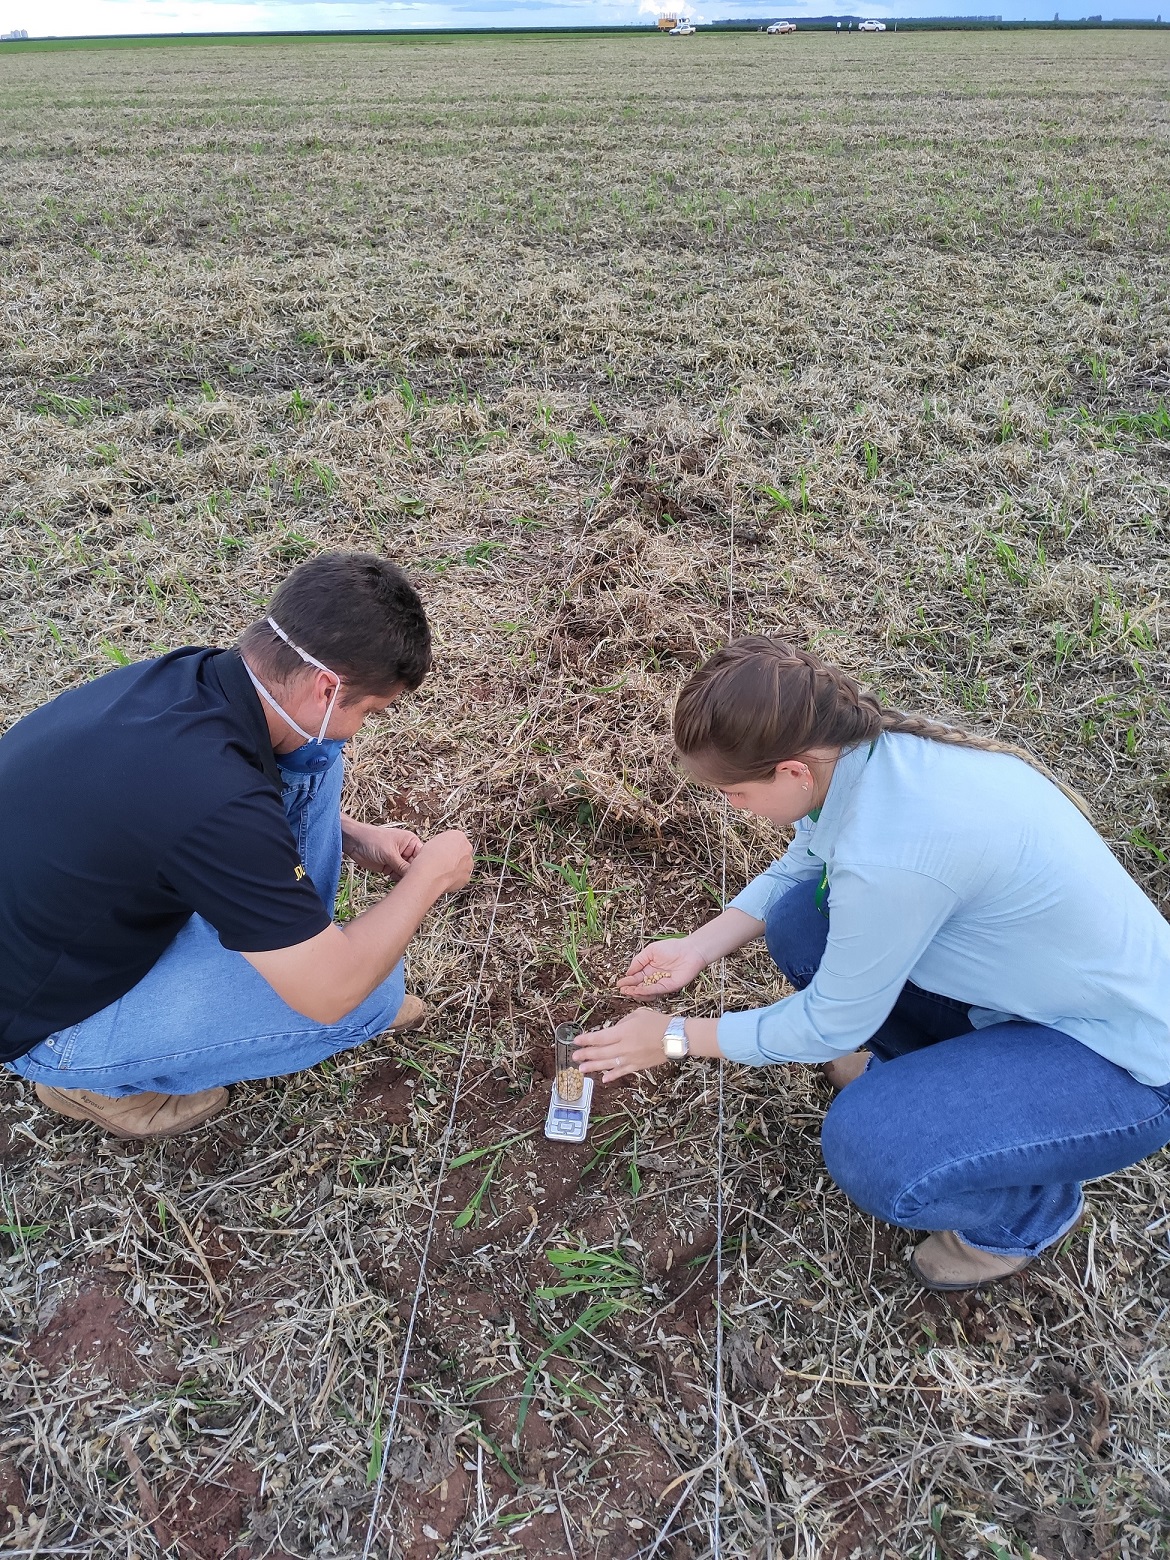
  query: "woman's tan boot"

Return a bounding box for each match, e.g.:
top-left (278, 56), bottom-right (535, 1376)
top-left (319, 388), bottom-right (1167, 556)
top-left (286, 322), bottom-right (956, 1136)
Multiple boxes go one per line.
top-left (34, 1083), bottom-right (228, 1139)
top-left (910, 1230), bottom-right (1031, 1291)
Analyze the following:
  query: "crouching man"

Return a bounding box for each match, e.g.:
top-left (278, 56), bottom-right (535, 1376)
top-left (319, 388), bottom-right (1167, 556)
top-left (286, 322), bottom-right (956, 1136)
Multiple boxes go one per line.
top-left (0, 550), bottom-right (472, 1139)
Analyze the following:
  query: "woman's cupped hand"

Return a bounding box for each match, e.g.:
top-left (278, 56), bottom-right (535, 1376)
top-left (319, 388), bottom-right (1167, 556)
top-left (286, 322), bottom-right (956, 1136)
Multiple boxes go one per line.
top-left (616, 937), bottom-right (707, 999)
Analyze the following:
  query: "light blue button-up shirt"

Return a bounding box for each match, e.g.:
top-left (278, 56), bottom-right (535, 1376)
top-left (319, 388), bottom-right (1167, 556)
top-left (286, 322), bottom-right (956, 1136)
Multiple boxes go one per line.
top-left (717, 732), bottom-right (1170, 1086)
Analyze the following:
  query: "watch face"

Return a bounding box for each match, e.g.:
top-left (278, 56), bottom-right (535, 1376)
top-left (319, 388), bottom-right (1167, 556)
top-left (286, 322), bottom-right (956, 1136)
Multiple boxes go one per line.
top-left (664, 1036), bottom-right (687, 1059)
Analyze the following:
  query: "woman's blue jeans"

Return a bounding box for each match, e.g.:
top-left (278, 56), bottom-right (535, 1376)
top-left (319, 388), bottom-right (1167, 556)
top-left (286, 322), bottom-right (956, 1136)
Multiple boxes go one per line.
top-left (7, 753), bottom-right (405, 1098)
top-left (766, 878), bottom-right (1170, 1258)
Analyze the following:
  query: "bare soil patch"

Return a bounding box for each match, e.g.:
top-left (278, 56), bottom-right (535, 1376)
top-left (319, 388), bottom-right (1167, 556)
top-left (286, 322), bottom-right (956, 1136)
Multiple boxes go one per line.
top-left (27, 1277), bottom-right (180, 1392)
top-left (158, 1461), bottom-right (263, 1560)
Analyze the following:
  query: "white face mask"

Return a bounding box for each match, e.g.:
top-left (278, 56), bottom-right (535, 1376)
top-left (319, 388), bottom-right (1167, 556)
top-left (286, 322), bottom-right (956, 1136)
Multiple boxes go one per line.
top-left (242, 617), bottom-right (342, 745)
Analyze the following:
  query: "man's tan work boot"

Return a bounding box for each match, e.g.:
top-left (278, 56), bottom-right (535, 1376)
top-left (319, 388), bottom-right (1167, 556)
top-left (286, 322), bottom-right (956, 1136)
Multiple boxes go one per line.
top-left (35, 1083), bottom-right (228, 1140)
top-left (387, 994), bottom-right (426, 1033)
top-left (910, 1229), bottom-right (1031, 1292)
top-left (822, 1050), bottom-right (870, 1092)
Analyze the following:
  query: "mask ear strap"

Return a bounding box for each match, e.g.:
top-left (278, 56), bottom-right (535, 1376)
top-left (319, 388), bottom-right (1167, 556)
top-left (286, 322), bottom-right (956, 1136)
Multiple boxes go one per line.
top-left (267, 617), bottom-right (335, 677)
top-left (242, 661), bottom-right (315, 743)
top-left (266, 616), bottom-right (343, 743)
top-left (316, 673), bottom-right (341, 745)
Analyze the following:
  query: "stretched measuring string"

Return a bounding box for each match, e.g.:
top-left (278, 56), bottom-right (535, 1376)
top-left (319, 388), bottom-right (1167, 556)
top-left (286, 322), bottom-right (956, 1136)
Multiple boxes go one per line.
top-left (711, 502), bottom-right (734, 1558)
top-left (361, 515), bottom-right (594, 1560)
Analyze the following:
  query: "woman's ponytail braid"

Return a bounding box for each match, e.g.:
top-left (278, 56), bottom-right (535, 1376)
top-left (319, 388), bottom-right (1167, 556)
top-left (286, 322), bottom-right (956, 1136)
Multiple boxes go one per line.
top-left (876, 706), bottom-right (1090, 816)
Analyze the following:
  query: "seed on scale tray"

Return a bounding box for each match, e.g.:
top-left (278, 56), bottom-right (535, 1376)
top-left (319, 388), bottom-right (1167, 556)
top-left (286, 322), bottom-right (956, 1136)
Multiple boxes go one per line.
top-left (554, 1023), bottom-right (585, 1101)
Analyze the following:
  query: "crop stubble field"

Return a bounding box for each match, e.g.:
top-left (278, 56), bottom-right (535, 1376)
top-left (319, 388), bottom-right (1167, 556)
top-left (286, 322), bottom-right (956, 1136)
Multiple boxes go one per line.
top-left (2, 26), bottom-right (1170, 1560)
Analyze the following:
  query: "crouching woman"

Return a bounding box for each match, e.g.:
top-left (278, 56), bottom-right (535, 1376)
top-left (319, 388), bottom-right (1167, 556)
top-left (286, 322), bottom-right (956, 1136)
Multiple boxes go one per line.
top-left (573, 637), bottom-right (1170, 1291)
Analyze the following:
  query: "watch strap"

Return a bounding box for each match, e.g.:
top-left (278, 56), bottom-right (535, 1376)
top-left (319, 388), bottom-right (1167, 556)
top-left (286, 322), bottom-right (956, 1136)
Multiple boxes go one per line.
top-left (663, 1015), bottom-right (689, 1058)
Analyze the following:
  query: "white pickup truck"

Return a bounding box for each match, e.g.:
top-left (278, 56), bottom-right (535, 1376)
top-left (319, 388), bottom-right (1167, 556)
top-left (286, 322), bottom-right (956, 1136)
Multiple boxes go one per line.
top-left (766, 20), bottom-right (797, 32)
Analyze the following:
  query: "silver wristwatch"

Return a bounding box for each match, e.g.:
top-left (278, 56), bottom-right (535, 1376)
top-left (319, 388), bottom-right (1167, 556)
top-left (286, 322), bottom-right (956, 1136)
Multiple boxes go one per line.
top-left (663, 1016), bottom-right (690, 1060)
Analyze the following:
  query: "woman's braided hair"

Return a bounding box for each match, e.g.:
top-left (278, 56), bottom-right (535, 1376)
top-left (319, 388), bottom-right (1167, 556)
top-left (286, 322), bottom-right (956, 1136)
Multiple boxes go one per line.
top-left (674, 636), bottom-right (1090, 816)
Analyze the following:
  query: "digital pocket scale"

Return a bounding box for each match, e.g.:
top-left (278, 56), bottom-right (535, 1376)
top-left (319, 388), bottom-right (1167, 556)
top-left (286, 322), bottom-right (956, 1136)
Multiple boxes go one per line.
top-left (544, 1074), bottom-right (594, 1143)
top-left (544, 1022), bottom-right (593, 1142)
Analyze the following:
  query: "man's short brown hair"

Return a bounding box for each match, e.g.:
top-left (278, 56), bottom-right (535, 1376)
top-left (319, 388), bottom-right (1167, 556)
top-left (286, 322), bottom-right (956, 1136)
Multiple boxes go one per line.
top-left (240, 552), bottom-right (432, 698)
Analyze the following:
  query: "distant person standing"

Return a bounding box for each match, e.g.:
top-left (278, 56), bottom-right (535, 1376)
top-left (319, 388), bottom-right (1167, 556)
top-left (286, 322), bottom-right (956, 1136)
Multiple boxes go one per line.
top-left (0, 552), bottom-right (472, 1139)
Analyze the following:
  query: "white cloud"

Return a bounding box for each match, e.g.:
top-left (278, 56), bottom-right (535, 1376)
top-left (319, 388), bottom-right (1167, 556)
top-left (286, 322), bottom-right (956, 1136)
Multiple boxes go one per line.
top-left (9, 0), bottom-right (653, 30)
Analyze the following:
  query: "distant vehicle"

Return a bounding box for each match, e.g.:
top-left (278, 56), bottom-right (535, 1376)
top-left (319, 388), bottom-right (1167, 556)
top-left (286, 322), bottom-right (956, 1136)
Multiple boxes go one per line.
top-left (857, 18), bottom-right (887, 28)
top-left (669, 17), bottom-right (696, 32)
top-left (766, 19), bottom-right (797, 32)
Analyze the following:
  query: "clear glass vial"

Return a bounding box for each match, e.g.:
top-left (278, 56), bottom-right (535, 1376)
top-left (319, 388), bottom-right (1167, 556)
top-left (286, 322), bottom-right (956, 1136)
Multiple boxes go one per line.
top-left (554, 1023), bottom-right (584, 1102)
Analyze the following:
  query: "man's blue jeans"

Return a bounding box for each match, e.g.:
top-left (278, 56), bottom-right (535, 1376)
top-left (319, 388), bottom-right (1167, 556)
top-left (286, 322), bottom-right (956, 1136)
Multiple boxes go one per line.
top-left (7, 752), bottom-right (405, 1097)
top-left (766, 878), bottom-right (1170, 1258)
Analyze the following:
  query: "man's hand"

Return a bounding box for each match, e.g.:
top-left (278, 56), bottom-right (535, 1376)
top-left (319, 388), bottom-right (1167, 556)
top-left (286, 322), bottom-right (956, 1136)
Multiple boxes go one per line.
top-left (342, 820), bottom-right (423, 879)
top-left (617, 937), bottom-right (708, 999)
top-left (244, 827), bottom-right (475, 1025)
top-left (573, 1007), bottom-right (671, 1084)
top-left (402, 829), bottom-right (475, 896)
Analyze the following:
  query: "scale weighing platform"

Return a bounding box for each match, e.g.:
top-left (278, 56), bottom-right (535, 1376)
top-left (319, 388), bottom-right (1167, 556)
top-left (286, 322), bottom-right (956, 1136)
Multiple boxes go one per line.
top-left (544, 1074), bottom-right (594, 1143)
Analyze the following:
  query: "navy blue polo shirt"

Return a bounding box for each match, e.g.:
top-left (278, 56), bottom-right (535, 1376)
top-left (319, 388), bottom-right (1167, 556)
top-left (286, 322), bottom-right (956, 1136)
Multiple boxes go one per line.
top-left (0, 648), bottom-right (333, 1064)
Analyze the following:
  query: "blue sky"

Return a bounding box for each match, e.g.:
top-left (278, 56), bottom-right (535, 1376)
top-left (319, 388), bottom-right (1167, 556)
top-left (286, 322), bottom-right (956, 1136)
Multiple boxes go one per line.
top-left (3, 0), bottom-right (1164, 43)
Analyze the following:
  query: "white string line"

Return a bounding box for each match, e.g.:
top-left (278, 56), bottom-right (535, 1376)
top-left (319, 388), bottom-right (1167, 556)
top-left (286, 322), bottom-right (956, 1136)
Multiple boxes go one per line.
top-left (362, 510), bottom-right (595, 1560)
top-left (711, 499), bottom-right (735, 1558)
